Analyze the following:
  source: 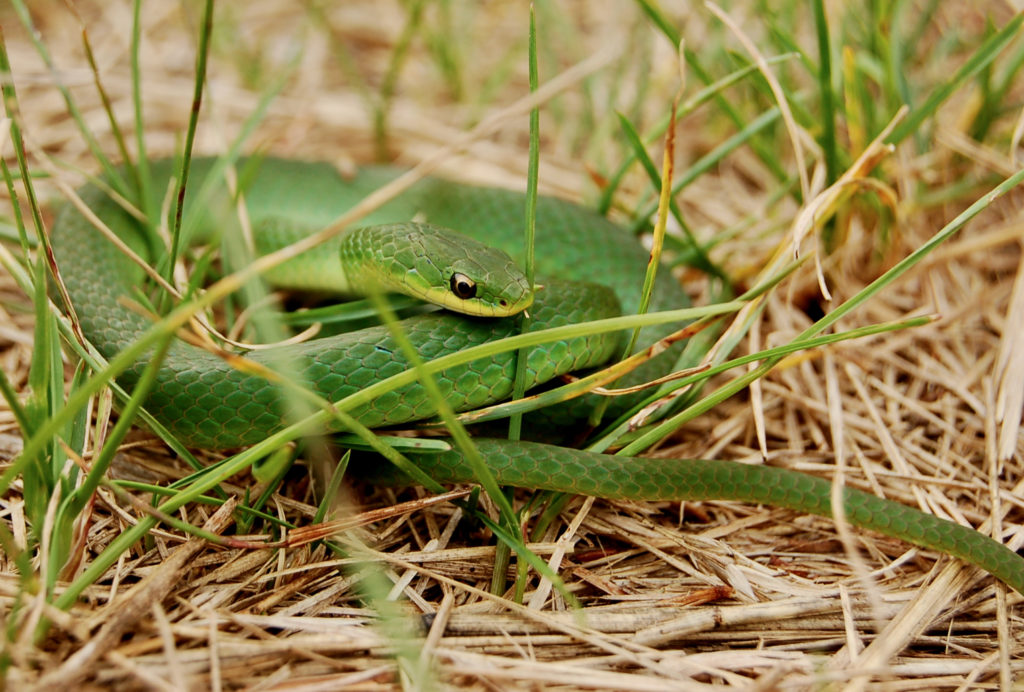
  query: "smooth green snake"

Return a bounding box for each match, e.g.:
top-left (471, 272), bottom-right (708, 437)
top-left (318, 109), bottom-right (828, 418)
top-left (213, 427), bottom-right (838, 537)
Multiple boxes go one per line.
top-left (50, 157), bottom-right (1024, 596)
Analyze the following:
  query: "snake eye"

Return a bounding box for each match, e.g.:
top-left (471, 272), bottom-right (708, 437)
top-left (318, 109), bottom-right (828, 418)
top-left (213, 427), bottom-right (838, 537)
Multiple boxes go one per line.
top-left (449, 273), bottom-right (477, 300)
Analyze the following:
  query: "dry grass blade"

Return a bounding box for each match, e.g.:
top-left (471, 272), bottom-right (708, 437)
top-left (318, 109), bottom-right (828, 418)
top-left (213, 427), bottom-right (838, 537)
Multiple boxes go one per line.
top-left (35, 498), bottom-right (238, 688)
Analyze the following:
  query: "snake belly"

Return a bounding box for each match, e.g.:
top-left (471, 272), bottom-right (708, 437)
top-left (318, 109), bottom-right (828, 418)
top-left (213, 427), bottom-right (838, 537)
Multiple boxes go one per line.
top-left (50, 157), bottom-right (1024, 595)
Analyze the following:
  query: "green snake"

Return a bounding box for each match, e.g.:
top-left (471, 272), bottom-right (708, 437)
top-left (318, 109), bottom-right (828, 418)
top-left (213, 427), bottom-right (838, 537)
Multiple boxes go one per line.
top-left (51, 157), bottom-right (1024, 595)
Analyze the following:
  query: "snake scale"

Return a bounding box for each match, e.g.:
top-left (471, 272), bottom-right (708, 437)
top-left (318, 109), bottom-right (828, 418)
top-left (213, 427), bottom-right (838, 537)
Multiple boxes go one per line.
top-left (50, 157), bottom-right (1024, 595)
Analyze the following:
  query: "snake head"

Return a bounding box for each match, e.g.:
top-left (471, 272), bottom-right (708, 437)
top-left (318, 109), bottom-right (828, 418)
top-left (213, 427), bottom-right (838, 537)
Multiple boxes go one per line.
top-left (341, 222), bottom-right (533, 317)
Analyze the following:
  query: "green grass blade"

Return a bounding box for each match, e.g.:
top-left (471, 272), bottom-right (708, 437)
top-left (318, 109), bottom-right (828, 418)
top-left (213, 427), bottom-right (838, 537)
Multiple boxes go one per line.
top-left (164, 0), bottom-right (214, 288)
top-left (812, 0), bottom-right (839, 185)
top-left (508, 6), bottom-right (541, 444)
top-left (6, 2), bottom-right (126, 192)
top-left (630, 106), bottom-right (783, 230)
top-left (886, 11), bottom-right (1024, 145)
top-left (130, 0), bottom-right (150, 212)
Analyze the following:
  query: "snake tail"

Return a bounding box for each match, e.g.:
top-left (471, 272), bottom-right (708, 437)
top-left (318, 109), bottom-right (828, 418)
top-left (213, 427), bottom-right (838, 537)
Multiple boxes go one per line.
top-left (396, 439), bottom-right (1024, 595)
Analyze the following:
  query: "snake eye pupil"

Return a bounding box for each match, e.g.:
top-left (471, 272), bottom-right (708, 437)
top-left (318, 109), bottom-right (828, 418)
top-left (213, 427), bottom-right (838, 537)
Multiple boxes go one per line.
top-left (450, 273), bottom-right (477, 300)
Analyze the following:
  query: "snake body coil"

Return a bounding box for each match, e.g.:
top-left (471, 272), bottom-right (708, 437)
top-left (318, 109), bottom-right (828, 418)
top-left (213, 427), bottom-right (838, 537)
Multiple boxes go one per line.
top-left (51, 157), bottom-right (1024, 595)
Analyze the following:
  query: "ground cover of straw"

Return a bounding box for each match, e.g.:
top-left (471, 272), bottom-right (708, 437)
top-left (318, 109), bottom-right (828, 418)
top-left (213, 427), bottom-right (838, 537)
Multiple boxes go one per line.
top-left (1, 2), bottom-right (1023, 689)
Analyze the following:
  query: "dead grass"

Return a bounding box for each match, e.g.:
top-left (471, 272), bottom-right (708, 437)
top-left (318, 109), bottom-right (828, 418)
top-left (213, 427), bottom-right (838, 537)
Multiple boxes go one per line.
top-left (1, 1), bottom-right (1023, 689)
